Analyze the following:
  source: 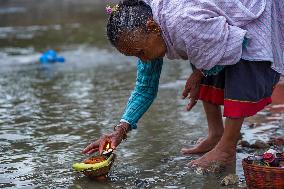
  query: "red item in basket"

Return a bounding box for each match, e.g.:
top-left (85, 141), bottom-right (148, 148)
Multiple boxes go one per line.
top-left (263, 153), bottom-right (275, 163)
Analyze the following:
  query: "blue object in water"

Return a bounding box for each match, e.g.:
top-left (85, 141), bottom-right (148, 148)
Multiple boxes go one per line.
top-left (39, 49), bottom-right (65, 63)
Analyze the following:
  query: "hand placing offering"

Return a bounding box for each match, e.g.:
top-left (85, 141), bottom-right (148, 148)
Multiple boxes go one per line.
top-left (73, 122), bottom-right (130, 179)
top-left (82, 122), bottom-right (130, 155)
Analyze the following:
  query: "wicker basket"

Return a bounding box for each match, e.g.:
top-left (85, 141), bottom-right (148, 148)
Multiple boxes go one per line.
top-left (242, 159), bottom-right (284, 189)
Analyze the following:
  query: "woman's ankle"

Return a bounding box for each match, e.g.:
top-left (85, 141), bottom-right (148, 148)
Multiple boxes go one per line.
top-left (208, 130), bottom-right (224, 139)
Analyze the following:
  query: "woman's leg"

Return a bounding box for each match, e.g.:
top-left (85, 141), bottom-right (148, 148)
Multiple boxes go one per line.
top-left (181, 101), bottom-right (224, 154)
top-left (189, 60), bottom-right (280, 168)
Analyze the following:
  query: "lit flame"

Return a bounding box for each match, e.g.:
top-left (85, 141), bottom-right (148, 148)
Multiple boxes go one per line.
top-left (105, 143), bottom-right (110, 150)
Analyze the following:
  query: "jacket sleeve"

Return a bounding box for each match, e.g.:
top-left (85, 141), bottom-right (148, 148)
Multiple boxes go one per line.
top-left (120, 58), bottom-right (163, 129)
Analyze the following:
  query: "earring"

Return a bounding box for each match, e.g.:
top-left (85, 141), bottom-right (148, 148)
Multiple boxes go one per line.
top-left (154, 28), bottom-right (161, 33)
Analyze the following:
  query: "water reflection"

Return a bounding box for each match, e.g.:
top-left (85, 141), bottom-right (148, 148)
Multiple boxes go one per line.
top-left (0, 45), bottom-right (227, 188)
top-left (0, 0), bottom-right (109, 49)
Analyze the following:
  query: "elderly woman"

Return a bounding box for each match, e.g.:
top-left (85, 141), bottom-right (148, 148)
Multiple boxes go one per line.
top-left (83, 0), bottom-right (284, 168)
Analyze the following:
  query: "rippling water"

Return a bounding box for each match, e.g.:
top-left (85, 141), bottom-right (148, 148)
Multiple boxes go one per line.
top-left (0, 1), bottom-right (283, 189)
top-left (0, 46), bottom-right (215, 188)
top-left (0, 44), bottom-right (207, 188)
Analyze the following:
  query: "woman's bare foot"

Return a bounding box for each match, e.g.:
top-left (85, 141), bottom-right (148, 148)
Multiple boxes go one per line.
top-left (196, 137), bottom-right (205, 144)
top-left (188, 117), bottom-right (243, 171)
top-left (181, 135), bottom-right (222, 155)
top-left (189, 145), bottom-right (236, 168)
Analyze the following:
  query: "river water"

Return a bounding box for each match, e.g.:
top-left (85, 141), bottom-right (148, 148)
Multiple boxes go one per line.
top-left (0, 1), bottom-right (283, 189)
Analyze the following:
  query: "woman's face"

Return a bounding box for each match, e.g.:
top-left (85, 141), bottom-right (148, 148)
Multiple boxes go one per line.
top-left (116, 23), bottom-right (167, 62)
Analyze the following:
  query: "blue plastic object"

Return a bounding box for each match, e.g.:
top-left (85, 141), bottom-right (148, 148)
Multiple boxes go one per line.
top-left (39, 49), bottom-right (65, 64)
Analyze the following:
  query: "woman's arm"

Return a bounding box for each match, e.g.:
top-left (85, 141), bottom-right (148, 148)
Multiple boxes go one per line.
top-left (82, 58), bottom-right (163, 154)
top-left (120, 58), bottom-right (163, 129)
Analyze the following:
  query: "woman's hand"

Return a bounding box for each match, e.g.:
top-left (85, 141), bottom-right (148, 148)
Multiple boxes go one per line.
top-left (82, 122), bottom-right (130, 155)
top-left (182, 69), bottom-right (203, 111)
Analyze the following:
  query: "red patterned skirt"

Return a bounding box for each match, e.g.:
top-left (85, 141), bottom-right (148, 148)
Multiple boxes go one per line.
top-left (198, 59), bottom-right (280, 118)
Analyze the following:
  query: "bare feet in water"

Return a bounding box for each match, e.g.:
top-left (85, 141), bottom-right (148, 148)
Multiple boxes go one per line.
top-left (181, 135), bottom-right (222, 154)
top-left (189, 145), bottom-right (236, 168)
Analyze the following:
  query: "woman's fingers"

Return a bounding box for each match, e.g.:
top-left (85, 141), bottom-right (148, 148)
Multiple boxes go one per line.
top-left (99, 136), bottom-right (111, 155)
top-left (186, 98), bottom-right (197, 111)
top-left (182, 76), bottom-right (197, 99)
top-left (182, 79), bottom-right (193, 99)
top-left (86, 148), bottom-right (99, 155)
top-left (82, 134), bottom-right (118, 155)
top-left (110, 139), bottom-right (117, 150)
top-left (186, 85), bottom-right (200, 111)
top-left (111, 136), bottom-right (122, 150)
top-left (82, 133), bottom-right (122, 155)
top-left (182, 87), bottom-right (191, 99)
top-left (82, 139), bottom-right (100, 154)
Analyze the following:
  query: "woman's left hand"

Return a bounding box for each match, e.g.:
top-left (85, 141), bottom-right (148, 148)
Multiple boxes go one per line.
top-left (182, 69), bottom-right (203, 111)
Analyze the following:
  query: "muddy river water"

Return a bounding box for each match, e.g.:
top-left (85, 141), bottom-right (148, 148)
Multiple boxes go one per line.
top-left (0, 1), bottom-right (283, 188)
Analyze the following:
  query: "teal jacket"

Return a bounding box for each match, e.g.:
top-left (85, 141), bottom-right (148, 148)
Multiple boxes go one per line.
top-left (120, 58), bottom-right (163, 129)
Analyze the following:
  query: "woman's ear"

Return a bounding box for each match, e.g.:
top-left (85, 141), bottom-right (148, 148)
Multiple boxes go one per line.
top-left (146, 18), bottom-right (161, 33)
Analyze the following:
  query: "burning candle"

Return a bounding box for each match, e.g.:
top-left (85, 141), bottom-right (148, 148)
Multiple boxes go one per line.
top-left (105, 143), bottom-right (110, 150)
top-left (102, 142), bottom-right (113, 156)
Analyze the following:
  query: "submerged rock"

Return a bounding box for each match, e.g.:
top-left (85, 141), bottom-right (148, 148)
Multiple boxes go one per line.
top-left (220, 174), bottom-right (239, 186)
top-left (248, 123), bottom-right (257, 128)
top-left (194, 167), bottom-right (205, 175)
top-left (239, 140), bottom-right (251, 148)
top-left (134, 179), bottom-right (149, 188)
top-left (238, 139), bottom-right (276, 149)
top-left (250, 140), bottom-right (270, 149)
top-left (206, 161), bottom-right (225, 173)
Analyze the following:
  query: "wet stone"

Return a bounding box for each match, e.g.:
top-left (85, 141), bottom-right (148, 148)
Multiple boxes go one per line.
top-left (134, 179), bottom-right (149, 188)
top-left (250, 140), bottom-right (270, 149)
top-left (248, 123), bottom-right (257, 128)
top-left (238, 140), bottom-right (251, 148)
top-left (220, 174), bottom-right (239, 186)
top-left (236, 146), bottom-right (244, 153)
top-left (206, 162), bottom-right (225, 173)
top-left (160, 157), bottom-right (173, 163)
top-left (194, 167), bottom-right (205, 175)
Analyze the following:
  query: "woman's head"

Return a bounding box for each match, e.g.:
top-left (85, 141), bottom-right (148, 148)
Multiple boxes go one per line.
top-left (107, 0), bottom-right (166, 62)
